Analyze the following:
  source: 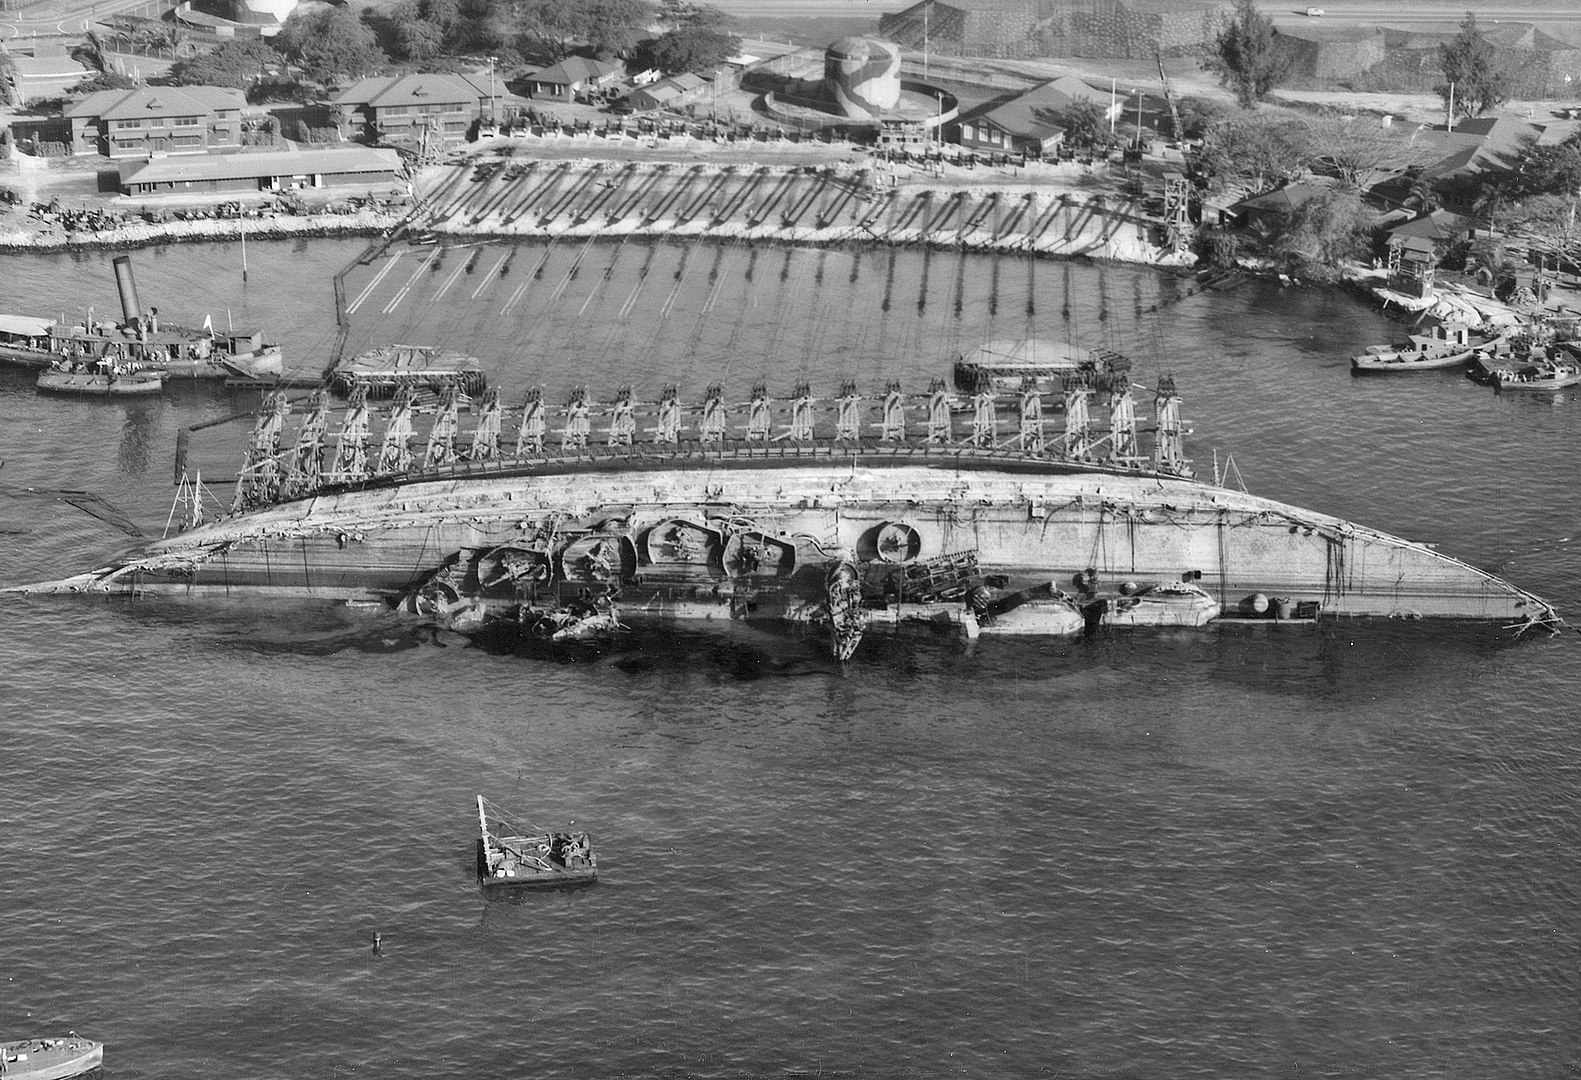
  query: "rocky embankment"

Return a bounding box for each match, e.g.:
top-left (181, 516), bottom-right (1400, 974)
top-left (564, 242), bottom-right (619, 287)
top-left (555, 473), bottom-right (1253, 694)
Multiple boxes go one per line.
top-left (0, 205), bottom-right (403, 254)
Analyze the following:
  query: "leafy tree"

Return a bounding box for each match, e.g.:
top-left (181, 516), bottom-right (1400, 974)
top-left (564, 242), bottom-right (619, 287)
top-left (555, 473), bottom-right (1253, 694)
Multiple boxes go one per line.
top-left (635, 26), bottom-right (737, 74)
top-left (420, 0), bottom-right (460, 36)
top-left (1297, 110), bottom-right (1436, 191)
top-left (168, 38), bottom-right (278, 89)
top-left (451, 0), bottom-right (514, 53)
top-left (68, 70), bottom-right (137, 94)
top-left (1205, 0), bottom-right (1292, 110)
top-left (1262, 187), bottom-right (1370, 282)
top-left (1049, 99), bottom-right (1105, 148)
top-left (518, 0), bottom-right (653, 60)
top-left (1507, 135), bottom-right (1581, 199)
top-left (276, 6), bottom-right (388, 85)
top-left (1197, 114), bottom-right (1307, 192)
top-left (368, 0), bottom-right (447, 61)
top-left (639, 0), bottom-right (737, 67)
top-left (1171, 95), bottom-right (1230, 141)
top-left (1436, 13), bottom-right (1506, 120)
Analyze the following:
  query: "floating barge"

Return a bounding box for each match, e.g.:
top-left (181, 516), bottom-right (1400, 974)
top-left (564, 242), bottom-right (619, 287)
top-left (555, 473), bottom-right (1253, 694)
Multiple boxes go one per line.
top-left (12, 375), bottom-right (1560, 657)
top-left (476, 795), bottom-right (596, 889)
top-left (329, 344), bottom-right (486, 398)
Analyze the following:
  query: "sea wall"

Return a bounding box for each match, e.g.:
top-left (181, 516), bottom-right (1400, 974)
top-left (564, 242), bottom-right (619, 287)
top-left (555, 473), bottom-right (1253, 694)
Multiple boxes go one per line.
top-left (0, 206), bottom-right (401, 254)
top-left (412, 158), bottom-right (1189, 265)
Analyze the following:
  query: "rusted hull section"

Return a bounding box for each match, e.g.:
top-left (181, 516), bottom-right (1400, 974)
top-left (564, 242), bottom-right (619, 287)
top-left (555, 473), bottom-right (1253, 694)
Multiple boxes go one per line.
top-left (16, 462), bottom-right (1557, 632)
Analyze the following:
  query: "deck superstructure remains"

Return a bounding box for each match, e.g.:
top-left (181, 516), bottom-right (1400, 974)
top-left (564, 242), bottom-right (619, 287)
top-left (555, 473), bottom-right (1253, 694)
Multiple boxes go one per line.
top-left (15, 373), bottom-right (1559, 655)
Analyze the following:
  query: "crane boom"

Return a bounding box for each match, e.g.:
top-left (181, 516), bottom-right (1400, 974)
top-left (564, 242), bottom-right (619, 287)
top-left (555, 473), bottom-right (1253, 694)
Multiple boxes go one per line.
top-left (1155, 46), bottom-right (1184, 143)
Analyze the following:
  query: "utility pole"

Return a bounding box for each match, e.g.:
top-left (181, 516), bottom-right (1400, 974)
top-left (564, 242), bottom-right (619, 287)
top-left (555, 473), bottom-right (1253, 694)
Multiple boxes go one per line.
top-left (488, 55), bottom-right (498, 126)
top-left (923, 0), bottom-right (929, 81)
top-left (1446, 80), bottom-right (1455, 133)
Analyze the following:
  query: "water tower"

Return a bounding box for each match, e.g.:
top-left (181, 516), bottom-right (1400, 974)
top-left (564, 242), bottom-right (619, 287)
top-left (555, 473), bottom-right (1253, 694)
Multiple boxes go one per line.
top-left (824, 36), bottom-right (902, 120)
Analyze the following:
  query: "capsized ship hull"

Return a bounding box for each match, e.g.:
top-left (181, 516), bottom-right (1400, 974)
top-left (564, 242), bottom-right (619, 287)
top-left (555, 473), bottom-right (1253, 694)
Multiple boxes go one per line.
top-left (14, 455), bottom-right (1557, 633)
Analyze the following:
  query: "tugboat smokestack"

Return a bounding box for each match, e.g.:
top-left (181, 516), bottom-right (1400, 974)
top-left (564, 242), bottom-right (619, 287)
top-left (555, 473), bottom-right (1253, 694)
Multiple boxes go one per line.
top-left (113, 255), bottom-right (142, 331)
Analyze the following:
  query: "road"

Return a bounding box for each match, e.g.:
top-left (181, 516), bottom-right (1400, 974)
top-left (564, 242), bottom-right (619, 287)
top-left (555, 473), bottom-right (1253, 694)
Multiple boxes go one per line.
top-left (1, 0), bottom-right (153, 40)
top-left (711, 0), bottom-right (1580, 34)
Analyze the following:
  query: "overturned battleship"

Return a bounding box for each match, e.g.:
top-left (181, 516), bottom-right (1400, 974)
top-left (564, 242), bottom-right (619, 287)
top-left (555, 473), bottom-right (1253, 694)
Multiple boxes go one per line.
top-left (14, 372), bottom-right (1560, 657)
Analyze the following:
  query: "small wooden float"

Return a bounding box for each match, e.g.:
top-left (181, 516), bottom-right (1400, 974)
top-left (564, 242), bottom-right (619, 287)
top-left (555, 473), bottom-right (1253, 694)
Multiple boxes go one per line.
top-left (36, 368), bottom-right (163, 396)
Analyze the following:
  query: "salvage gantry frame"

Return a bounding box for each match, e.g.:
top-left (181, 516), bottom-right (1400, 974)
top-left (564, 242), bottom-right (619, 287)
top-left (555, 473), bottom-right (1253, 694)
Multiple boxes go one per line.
top-left (222, 375), bottom-right (1193, 512)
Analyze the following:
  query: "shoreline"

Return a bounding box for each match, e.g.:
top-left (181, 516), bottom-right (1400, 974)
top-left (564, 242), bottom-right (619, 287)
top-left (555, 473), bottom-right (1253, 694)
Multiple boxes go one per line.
top-left (0, 208), bottom-right (401, 254)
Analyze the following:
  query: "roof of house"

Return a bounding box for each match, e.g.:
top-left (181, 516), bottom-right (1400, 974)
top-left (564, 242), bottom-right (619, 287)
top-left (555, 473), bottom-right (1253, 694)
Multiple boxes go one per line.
top-left (118, 146), bottom-right (402, 185)
top-left (1390, 234), bottom-right (1438, 257)
top-left (66, 85), bottom-right (246, 120)
top-left (1387, 209), bottom-right (1476, 243)
top-left (627, 72), bottom-right (710, 107)
top-left (332, 73), bottom-right (491, 109)
top-left (1237, 180), bottom-right (1331, 213)
top-left (526, 56), bottom-right (623, 87)
top-left (1420, 114), bottom-right (1543, 179)
top-left (975, 84), bottom-right (1079, 143)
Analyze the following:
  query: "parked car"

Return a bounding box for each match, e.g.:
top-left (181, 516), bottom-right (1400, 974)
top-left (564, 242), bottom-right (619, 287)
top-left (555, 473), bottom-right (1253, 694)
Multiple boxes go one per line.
top-left (1305, 6), bottom-right (1324, 15)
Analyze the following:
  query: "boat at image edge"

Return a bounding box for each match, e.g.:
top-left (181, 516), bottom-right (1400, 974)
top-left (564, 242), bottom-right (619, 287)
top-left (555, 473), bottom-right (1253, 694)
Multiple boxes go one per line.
top-left (476, 795), bottom-right (597, 889)
top-left (0, 256), bottom-right (282, 381)
top-left (0, 1036), bottom-right (103, 1080)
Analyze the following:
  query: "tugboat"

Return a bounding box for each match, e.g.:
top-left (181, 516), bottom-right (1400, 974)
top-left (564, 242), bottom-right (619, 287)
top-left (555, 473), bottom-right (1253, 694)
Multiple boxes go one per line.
top-left (475, 795), bottom-right (597, 890)
top-left (0, 1035), bottom-right (103, 1080)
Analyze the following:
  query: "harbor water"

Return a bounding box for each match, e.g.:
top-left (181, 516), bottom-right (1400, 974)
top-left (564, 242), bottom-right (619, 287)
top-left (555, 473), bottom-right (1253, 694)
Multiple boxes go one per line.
top-left (2, 239), bottom-right (1579, 1078)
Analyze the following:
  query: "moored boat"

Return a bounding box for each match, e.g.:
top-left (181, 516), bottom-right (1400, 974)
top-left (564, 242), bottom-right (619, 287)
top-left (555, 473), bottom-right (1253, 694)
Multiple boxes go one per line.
top-left (329, 344), bottom-right (486, 397)
top-left (1, 257), bottom-right (282, 380)
top-left (475, 795), bottom-right (597, 889)
top-left (1098, 580), bottom-right (1220, 627)
top-left (1351, 321), bottom-right (1499, 372)
top-left (1492, 359), bottom-right (1581, 391)
top-left (954, 337), bottom-right (1130, 394)
top-left (36, 367), bottom-right (163, 396)
top-left (0, 314), bottom-right (57, 366)
top-left (0, 1035), bottom-right (103, 1080)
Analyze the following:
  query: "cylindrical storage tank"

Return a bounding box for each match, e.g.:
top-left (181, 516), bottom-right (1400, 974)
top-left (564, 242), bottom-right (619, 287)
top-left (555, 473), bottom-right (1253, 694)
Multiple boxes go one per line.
top-left (112, 255), bottom-right (142, 329)
top-left (824, 36), bottom-right (902, 119)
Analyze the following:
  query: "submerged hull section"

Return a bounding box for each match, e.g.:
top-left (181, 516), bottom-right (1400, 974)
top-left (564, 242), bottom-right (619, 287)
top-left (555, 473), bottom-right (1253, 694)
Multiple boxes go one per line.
top-left (17, 457), bottom-right (1557, 631)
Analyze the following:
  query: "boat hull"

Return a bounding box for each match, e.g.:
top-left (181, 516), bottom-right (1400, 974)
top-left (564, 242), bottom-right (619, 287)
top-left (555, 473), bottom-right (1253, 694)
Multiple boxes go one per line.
top-left (16, 458), bottom-right (1557, 630)
top-left (1, 1038), bottom-right (103, 1080)
top-left (1351, 347), bottom-right (1475, 372)
top-left (36, 370), bottom-right (163, 396)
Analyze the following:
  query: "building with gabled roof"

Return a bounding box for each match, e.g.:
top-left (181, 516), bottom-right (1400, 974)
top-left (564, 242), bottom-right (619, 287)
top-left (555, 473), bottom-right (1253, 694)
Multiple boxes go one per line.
top-left (65, 85), bottom-right (246, 158)
top-left (623, 72), bottom-right (710, 114)
top-left (521, 56), bottom-right (624, 101)
top-left (117, 145), bottom-right (402, 196)
top-left (333, 72), bottom-right (499, 148)
top-left (952, 77), bottom-right (1119, 158)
